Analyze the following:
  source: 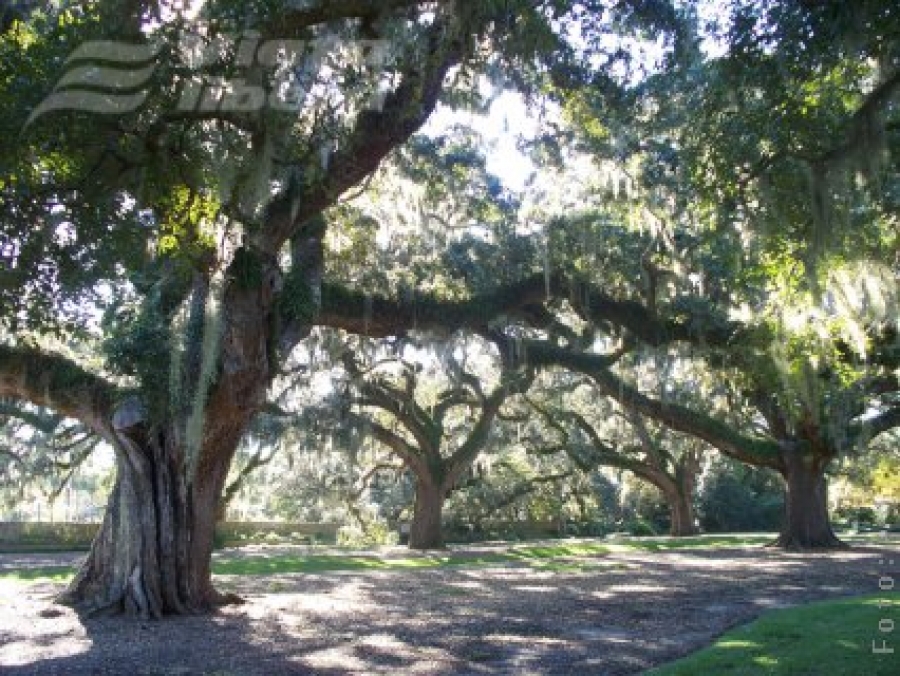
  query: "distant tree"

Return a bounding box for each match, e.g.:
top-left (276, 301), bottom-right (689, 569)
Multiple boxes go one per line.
top-left (522, 377), bottom-right (703, 537)
top-left (340, 336), bottom-right (533, 549)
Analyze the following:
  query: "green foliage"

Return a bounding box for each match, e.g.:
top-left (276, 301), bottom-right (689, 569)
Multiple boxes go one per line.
top-left (155, 186), bottom-right (219, 262)
top-left (102, 297), bottom-right (172, 404)
top-left (675, 3), bottom-right (899, 261)
top-left (698, 458), bottom-right (784, 533)
top-left (621, 481), bottom-right (669, 534)
top-left (0, 5), bottom-right (156, 332)
top-left (278, 266), bottom-right (316, 325)
top-left (833, 505), bottom-right (878, 528)
top-left (870, 456), bottom-right (900, 502)
top-left (336, 520), bottom-right (399, 548)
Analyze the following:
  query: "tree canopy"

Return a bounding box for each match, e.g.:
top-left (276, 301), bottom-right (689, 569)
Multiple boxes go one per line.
top-left (0, 0), bottom-right (898, 617)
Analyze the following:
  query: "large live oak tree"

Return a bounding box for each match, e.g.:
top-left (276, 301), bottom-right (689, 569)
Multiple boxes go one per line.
top-left (536, 0), bottom-right (900, 548)
top-left (0, 0), bottom-right (586, 616)
top-left (508, 327), bottom-right (900, 550)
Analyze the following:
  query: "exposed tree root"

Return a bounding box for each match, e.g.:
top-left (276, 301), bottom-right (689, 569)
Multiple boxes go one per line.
top-left (765, 531), bottom-right (850, 551)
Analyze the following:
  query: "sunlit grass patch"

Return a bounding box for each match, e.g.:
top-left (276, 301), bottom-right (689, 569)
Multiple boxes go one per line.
top-left (211, 553), bottom-right (441, 576)
top-left (614, 534), bottom-right (775, 551)
top-left (0, 532), bottom-right (891, 582)
top-left (0, 566), bottom-right (74, 583)
top-left (508, 543), bottom-right (612, 559)
top-left (209, 547), bottom-right (614, 577)
top-left (647, 593), bottom-right (900, 675)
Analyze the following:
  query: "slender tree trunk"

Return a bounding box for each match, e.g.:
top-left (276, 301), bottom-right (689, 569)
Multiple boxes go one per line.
top-left (409, 478), bottom-right (447, 550)
top-left (667, 488), bottom-right (699, 537)
top-left (771, 449), bottom-right (846, 550)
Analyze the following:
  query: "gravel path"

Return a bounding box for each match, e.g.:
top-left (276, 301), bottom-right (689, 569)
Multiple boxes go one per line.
top-left (0, 542), bottom-right (897, 675)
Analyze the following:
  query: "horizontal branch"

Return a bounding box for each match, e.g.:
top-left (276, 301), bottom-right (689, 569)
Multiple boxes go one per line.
top-left (317, 273), bottom-right (743, 351)
top-left (318, 274), bottom-right (555, 337)
top-left (0, 345), bottom-right (119, 437)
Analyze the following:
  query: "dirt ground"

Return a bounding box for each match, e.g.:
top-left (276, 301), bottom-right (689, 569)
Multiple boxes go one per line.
top-left (0, 541), bottom-right (897, 675)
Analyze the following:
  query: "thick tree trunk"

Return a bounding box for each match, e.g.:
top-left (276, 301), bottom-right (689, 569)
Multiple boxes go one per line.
top-left (667, 489), bottom-right (699, 537)
top-left (669, 454), bottom-right (700, 537)
top-left (409, 479), bottom-right (447, 550)
top-left (57, 417), bottom-right (241, 617)
top-left (771, 450), bottom-right (846, 550)
top-left (59, 251), bottom-right (282, 617)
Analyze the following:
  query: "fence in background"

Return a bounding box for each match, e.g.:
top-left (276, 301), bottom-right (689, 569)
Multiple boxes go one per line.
top-left (0, 521), bottom-right (341, 552)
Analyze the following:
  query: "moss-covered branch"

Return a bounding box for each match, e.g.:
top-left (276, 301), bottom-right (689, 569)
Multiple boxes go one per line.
top-left (318, 274), bottom-right (554, 338)
top-left (445, 370), bottom-right (534, 479)
top-left (0, 344), bottom-right (120, 437)
top-left (349, 412), bottom-right (428, 478)
top-left (317, 273), bottom-right (744, 351)
top-left (256, 10), bottom-right (466, 253)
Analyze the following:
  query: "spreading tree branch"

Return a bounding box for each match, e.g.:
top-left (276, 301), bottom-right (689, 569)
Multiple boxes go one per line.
top-left (257, 9), bottom-right (468, 252)
top-left (0, 345), bottom-right (119, 438)
top-left (518, 341), bottom-right (785, 470)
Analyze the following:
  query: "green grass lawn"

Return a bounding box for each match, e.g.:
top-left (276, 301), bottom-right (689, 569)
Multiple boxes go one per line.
top-left (0, 565), bottom-right (74, 582)
top-left (0, 533), bottom-right (890, 583)
top-left (212, 543), bottom-right (618, 576)
top-left (647, 593), bottom-right (900, 676)
top-left (607, 534), bottom-right (774, 551)
top-left (149, 535), bottom-right (775, 577)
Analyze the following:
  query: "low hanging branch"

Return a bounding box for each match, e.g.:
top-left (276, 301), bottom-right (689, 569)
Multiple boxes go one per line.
top-left (519, 344), bottom-right (785, 471)
top-left (0, 345), bottom-right (119, 440)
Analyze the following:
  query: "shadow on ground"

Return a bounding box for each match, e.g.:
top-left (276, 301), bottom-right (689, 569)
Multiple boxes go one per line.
top-left (0, 544), bottom-right (895, 675)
